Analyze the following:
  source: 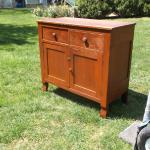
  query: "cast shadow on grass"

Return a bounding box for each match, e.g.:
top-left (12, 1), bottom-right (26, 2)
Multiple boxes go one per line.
top-left (53, 88), bottom-right (100, 110)
top-left (53, 88), bottom-right (147, 120)
top-left (109, 90), bottom-right (147, 120)
top-left (0, 24), bottom-right (37, 46)
top-left (0, 8), bottom-right (31, 14)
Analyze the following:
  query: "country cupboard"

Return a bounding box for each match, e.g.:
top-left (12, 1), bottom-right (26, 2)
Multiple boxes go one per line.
top-left (37, 17), bottom-right (136, 118)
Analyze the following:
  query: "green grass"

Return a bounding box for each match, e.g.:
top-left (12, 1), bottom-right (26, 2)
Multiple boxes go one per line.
top-left (0, 9), bottom-right (150, 150)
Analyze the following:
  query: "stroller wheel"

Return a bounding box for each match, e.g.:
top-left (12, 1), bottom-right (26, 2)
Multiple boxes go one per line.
top-left (137, 125), bottom-right (150, 150)
top-left (145, 137), bottom-right (150, 150)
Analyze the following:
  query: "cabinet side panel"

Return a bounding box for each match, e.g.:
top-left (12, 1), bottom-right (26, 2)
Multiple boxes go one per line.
top-left (100, 32), bottom-right (111, 111)
top-left (109, 25), bottom-right (135, 103)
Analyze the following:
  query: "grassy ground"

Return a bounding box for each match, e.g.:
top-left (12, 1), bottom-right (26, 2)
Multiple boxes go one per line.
top-left (0, 9), bottom-right (150, 150)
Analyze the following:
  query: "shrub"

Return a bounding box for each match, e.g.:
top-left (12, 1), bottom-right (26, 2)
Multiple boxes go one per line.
top-left (76, 0), bottom-right (150, 18)
top-left (32, 5), bottom-right (75, 18)
top-left (113, 0), bottom-right (140, 17)
top-left (76, 0), bottom-right (112, 18)
top-left (32, 6), bottom-right (45, 17)
top-left (33, 1), bottom-right (150, 18)
top-left (143, 1), bottom-right (150, 15)
top-left (113, 0), bottom-right (150, 17)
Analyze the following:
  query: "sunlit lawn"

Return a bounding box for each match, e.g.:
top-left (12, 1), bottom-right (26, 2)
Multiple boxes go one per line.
top-left (0, 9), bottom-right (150, 150)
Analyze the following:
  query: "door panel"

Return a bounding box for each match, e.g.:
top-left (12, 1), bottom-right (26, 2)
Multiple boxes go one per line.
top-left (43, 43), bottom-right (69, 87)
top-left (70, 46), bottom-right (103, 98)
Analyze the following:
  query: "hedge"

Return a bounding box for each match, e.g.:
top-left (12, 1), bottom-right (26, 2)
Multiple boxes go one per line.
top-left (76, 0), bottom-right (150, 18)
top-left (76, 0), bottom-right (112, 18)
top-left (114, 0), bottom-right (150, 17)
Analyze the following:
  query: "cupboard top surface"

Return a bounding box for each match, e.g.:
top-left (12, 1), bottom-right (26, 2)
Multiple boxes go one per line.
top-left (38, 17), bottom-right (135, 30)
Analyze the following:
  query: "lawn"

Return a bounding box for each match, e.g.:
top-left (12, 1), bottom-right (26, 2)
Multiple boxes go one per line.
top-left (0, 9), bottom-right (150, 150)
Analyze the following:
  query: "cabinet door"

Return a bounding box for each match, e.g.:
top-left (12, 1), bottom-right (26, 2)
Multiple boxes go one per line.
top-left (69, 47), bottom-right (103, 98)
top-left (43, 43), bottom-right (69, 88)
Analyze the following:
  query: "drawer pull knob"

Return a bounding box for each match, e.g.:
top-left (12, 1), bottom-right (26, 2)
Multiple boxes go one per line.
top-left (52, 32), bottom-right (56, 36)
top-left (82, 37), bottom-right (87, 43)
top-left (67, 57), bottom-right (71, 61)
top-left (69, 68), bottom-right (72, 72)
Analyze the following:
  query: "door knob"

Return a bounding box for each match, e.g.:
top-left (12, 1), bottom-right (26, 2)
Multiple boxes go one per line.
top-left (69, 68), bottom-right (72, 72)
top-left (52, 32), bottom-right (56, 37)
top-left (67, 57), bottom-right (71, 61)
top-left (82, 37), bottom-right (87, 43)
top-left (52, 32), bottom-right (57, 40)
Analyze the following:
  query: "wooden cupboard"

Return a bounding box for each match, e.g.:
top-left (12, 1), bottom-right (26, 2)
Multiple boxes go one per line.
top-left (37, 17), bottom-right (136, 118)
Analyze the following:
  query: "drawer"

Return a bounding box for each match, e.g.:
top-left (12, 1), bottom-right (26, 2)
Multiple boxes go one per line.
top-left (42, 27), bottom-right (68, 44)
top-left (69, 30), bottom-right (104, 50)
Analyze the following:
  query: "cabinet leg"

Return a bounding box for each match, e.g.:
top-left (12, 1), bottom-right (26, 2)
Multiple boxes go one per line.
top-left (100, 107), bottom-right (108, 118)
top-left (121, 91), bottom-right (128, 104)
top-left (42, 82), bottom-right (48, 91)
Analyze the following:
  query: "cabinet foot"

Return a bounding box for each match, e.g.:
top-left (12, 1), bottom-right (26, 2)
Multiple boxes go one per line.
top-left (121, 91), bottom-right (128, 104)
top-left (100, 107), bottom-right (108, 118)
top-left (42, 82), bottom-right (48, 91)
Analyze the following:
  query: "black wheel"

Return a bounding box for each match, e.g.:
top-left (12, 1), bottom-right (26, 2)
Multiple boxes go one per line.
top-left (137, 125), bottom-right (150, 150)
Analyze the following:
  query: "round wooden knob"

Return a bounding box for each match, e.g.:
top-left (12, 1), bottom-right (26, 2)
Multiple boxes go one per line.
top-left (52, 32), bottom-right (56, 37)
top-left (82, 37), bottom-right (87, 43)
top-left (67, 57), bottom-right (71, 61)
top-left (69, 68), bottom-right (72, 71)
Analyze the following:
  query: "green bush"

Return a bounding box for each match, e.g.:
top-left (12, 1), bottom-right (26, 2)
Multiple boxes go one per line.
top-left (113, 0), bottom-right (143, 17)
top-left (76, 0), bottom-right (112, 18)
top-left (143, 1), bottom-right (150, 15)
top-left (32, 6), bottom-right (45, 17)
top-left (33, 1), bottom-right (150, 18)
top-left (32, 5), bottom-right (75, 18)
top-left (76, 0), bottom-right (150, 18)
top-left (113, 0), bottom-right (150, 17)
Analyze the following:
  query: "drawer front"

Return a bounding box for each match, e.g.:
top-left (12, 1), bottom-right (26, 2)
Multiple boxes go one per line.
top-left (42, 27), bottom-right (68, 44)
top-left (69, 30), bottom-right (104, 50)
